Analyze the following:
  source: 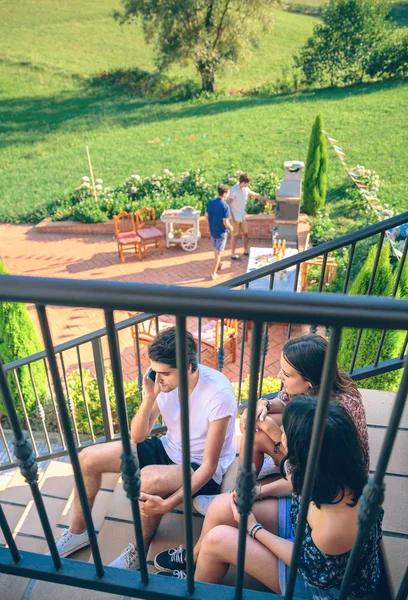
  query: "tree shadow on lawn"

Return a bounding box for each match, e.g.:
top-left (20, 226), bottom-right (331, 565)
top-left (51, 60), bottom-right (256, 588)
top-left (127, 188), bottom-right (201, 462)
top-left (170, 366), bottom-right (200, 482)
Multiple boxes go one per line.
top-left (1, 79), bottom-right (407, 149)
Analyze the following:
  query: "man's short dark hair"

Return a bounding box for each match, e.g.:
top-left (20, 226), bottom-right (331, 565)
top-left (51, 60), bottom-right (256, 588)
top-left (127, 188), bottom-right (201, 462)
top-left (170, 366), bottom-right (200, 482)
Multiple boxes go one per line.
top-left (148, 326), bottom-right (198, 372)
top-left (218, 184), bottom-right (229, 197)
top-left (239, 173), bottom-right (252, 184)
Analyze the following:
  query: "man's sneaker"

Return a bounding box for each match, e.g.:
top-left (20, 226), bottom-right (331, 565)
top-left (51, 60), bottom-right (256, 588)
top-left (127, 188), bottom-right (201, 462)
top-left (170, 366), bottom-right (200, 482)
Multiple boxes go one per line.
top-left (154, 545), bottom-right (187, 572)
top-left (192, 494), bottom-right (218, 516)
top-left (109, 543), bottom-right (139, 570)
top-left (47, 528), bottom-right (90, 558)
top-left (257, 454), bottom-right (280, 480)
top-left (156, 570), bottom-right (187, 579)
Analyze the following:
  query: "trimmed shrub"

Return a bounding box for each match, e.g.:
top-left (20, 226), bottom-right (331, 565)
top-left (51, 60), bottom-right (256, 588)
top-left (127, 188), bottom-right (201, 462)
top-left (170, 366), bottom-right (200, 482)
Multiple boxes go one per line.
top-left (303, 114), bottom-right (329, 216)
top-left (338, 243), bottom-right (405, 390)
top-left (234, 375), bottom-right (281, 401)
top-left (366, 32), bottom-right (408, 80)
top-left (0, 260), bottom-right (47, 417)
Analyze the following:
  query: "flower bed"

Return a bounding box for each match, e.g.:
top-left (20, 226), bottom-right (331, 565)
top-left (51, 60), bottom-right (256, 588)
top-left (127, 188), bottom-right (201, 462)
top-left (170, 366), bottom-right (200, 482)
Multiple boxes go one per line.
top-left (27, 169), bottom-right (281, 225)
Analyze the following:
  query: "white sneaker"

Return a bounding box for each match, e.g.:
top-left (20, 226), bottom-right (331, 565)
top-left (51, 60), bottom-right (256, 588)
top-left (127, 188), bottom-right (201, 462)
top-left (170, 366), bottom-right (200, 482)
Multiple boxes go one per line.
top-left (109, 543), bottom-right (139, 570)
top-left (193, 494), bottom-right (218, 516)
top-left (257, 455), bottom-right (280, 480)
top-left (47, 528), bottom-right (90, 558)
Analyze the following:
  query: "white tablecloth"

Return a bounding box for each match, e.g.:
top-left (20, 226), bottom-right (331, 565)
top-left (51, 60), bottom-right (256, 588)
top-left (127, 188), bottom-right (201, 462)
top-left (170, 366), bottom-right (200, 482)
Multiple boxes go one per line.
top-left (247, 247), bottom-right (299, 292)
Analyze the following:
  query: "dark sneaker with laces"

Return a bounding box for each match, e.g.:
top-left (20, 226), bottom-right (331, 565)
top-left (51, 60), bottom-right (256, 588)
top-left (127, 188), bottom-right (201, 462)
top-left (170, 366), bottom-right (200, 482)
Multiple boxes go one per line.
top-left (154, 545), bottom-right (187, 572)
top-left (156, 569), bottom-right (187, 579)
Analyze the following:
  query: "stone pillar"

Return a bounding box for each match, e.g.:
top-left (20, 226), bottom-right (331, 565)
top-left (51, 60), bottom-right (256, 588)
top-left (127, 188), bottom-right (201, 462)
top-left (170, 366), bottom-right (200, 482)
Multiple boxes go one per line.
top-left (275, 161), bottom-right (304, 248)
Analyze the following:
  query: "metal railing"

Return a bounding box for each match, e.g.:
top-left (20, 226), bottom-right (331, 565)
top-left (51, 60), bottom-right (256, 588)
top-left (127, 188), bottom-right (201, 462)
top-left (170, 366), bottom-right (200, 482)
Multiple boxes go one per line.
top-left (0, 274), bottom-right (407, 600)
top-left (1, 212), bottom-right (407, 471)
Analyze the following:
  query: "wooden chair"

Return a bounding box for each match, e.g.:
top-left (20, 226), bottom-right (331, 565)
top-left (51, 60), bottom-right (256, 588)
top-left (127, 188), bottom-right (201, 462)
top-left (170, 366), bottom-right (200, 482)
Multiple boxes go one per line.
top-left (113, 211), bottom-right (142, 264)
top-left (191, 318), bottom-right (239, 369)
top-left (134, 208), bottom-right (164, 257)
top-left (129, 315), bottom-right (173, 364)
top-left (300, 256), bottom-right (338, 291)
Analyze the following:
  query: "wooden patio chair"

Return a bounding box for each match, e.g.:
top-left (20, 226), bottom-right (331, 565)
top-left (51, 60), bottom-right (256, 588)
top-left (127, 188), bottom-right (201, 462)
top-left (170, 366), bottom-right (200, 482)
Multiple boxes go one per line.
top-left (134, 207), bottom-right (164, 258)
top-left (128, 314), bottom-right (173, 364)
top-left (300, 256), bottom-right (338, 291)
top-left (191, 318), bottom-right (239, 369)
top-left (113, 211), bottom-right (142, 264)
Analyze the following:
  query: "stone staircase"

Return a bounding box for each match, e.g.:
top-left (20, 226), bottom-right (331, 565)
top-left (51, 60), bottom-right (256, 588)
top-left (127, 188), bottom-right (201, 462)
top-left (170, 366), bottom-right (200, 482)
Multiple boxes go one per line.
top-left (0, 389), bottom-right (406, 600)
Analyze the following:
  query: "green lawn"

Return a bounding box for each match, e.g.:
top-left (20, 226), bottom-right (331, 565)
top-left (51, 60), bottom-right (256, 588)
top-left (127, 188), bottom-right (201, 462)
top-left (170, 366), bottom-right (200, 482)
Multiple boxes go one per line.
top-left (0, 0), bottom-right (407, 225)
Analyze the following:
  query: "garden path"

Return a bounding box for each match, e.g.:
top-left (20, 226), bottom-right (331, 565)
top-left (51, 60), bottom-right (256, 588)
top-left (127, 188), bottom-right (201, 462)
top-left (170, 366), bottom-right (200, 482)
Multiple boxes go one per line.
top-left (0, 224), bottom-right (307, 385)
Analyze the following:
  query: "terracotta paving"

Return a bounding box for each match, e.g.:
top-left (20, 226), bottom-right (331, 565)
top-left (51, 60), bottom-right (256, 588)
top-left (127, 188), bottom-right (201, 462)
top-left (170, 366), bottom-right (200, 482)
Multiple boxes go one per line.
top-left (0, 224), bottom-right (309, 386)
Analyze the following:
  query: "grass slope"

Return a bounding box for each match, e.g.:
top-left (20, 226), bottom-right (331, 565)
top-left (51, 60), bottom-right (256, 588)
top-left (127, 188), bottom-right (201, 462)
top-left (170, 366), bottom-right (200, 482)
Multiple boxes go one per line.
top-left (0, 0), bottom-right (407, 224)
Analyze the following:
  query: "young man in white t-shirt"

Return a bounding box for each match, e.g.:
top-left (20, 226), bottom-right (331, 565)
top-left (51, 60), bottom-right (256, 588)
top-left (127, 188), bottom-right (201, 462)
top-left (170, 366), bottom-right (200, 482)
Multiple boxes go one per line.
top-left (227, 172), bottom-right (273, 260)
top-left (51, 326), bottom-right (237, 571)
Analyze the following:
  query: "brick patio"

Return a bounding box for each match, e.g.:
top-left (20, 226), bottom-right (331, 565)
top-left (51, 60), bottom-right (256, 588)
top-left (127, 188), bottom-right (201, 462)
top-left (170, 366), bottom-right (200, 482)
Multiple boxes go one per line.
top-left (0, 224), bottom-right (308, 385)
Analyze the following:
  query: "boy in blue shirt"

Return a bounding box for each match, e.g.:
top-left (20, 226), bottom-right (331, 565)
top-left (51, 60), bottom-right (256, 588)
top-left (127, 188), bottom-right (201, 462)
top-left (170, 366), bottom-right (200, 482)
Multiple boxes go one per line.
top-left (206, 185), bottom-right (233, 280)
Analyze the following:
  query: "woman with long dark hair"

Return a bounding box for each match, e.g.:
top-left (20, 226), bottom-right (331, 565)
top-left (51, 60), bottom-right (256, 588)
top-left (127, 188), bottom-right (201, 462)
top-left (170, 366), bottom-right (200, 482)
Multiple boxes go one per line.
top-left (190, 398), bottom-right (382, 598)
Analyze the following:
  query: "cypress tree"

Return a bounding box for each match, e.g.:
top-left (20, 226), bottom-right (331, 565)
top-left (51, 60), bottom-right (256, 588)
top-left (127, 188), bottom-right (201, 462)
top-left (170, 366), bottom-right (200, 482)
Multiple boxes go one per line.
top-left (303, 113), bottom-right (329, 216)
top-left (338, 243), bottom-right (405, 390)
top-left (0, 260), bottom-right (47, 417)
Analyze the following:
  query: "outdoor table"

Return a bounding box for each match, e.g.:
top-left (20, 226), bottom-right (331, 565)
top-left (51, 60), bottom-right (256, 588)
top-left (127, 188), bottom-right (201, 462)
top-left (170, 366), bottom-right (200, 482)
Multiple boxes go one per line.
top-left (160, 208), bottom-right (201, 251)
top-left (247, 247), bottom-right (299, 292)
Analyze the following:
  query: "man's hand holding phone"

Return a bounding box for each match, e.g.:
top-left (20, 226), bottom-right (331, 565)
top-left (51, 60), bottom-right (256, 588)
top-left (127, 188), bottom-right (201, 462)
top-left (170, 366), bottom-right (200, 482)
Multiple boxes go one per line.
top-left (143, 368), bottom-right (159, 401)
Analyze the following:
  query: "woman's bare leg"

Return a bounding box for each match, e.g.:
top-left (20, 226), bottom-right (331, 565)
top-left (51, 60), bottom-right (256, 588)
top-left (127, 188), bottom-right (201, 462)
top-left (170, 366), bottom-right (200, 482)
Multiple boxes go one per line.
top-left (195, 524), bottom-right (280, 593)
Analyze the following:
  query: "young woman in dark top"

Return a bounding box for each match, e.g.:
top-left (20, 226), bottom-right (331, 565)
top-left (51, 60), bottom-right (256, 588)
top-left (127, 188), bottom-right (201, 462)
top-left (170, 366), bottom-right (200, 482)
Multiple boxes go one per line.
top-left (193, 398), bottom-right (383, 599)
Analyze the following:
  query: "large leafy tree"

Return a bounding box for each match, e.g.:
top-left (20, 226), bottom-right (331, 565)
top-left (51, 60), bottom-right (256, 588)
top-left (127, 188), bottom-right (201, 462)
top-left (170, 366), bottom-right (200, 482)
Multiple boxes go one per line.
top-left (295, 0), bottom-right (391, 86)
top-left (115, 0), bottom-right (280, 92)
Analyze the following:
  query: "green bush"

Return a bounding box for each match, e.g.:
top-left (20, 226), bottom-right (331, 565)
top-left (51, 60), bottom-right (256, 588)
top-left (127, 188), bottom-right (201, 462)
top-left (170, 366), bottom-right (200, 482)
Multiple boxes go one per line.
top-left (63, 368), bottom-right (142, 436)
top-left (338, 243), bottom-right (405, 390)
top-left (0, 260), bottom-right (47, 418)
top-left (303, 114), bottom-right (328, 216)
top-left (234, 375), bottom-right (281, 401)
top-left (366, 32), bottom-right (408, 80)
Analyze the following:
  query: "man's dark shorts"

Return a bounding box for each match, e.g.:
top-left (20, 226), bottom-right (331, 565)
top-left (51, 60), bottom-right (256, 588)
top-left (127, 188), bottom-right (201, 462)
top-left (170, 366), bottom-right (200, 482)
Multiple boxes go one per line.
top-left (137, 436), bottom-right (221, 497)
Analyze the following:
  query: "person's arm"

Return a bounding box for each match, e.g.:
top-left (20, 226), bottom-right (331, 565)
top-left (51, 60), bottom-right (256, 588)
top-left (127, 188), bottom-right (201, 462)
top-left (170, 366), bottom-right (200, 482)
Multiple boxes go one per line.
top-left (256, 473), bottom-right (293, 498)
top-left (223, 217), bottom-right (233, 232)
top-left (248, 190), bottom-right (276, 205)
top-left (230, 494), bottom-right (293, 565)
top-left (164, 415), bottom-right (231, 510)
top-left (130, 373), bottom-right (161, 443)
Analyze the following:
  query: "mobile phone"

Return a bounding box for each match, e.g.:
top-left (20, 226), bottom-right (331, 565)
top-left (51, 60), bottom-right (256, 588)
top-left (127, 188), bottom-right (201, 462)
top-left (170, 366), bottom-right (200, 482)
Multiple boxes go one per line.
top-left (147, 368), bottom-right (156, 382)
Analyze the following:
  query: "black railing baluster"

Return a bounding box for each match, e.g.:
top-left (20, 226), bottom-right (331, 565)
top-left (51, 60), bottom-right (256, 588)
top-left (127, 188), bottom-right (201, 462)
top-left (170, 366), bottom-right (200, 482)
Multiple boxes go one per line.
top-left (400, 332), bottom-right (408, 361)
top-left (43, 358), bottom-right (65, 449)
top-left (92, 338), bottom-right (114, 442)
top-left (0, 356), bottom-right (62, 570)
top-left (0, 421), bottom-right (12, 463)
top-left (350, 232), bottom-right (385, 373)
top-left (28, 363), bottom-right (51, 454)
top-left (395, 566), bottom-right (408, 600)
top-left (259, 274), bottom-right (274, 396)
top-left (318, 253), bottom-right (329, 293)
top-left (235, 320), bottom-right (263, 600)
top-left (134, 323), bottom-right (144, 403)
top-left (339, 358), bottom-right (408, 600)
top-left (374, 236), bottom-right (408, 367)
top-left (287, 264), bottom-right (300, 340)
top-left (0, 504), bottom-right (21, 563)
top-left (197, 317), bottom-right (202, 363)
top-left (12, 369), bottom-right (38, 456)
top-left (59, 352), bottom-right (81, 447)
top-left (237, 283), bottom-right (249, 405)
top-left (285, 327), bottom-right (342, 600)
top-left (175, 317), bottom-right (195, 595)
top-left (36, 306), bottom-right (104, 576)
top-left (343, 242), bottom-right (356, 294)
top-left (76, 346), bottom-right (95, 443)
top-left (104, 310), bottom-right (148, 586)
top-left (218, 318), bottom-right (225, 371)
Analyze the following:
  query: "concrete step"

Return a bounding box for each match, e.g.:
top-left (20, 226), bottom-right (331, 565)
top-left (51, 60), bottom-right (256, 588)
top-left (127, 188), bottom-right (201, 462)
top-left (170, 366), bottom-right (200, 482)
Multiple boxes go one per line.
top-left (368, 427), bottom-right (408, 476)
top-left (382, 536), bottom-right (408, 598)
top-left (28, 581), bottom-right (129, 600)
top-left (359, 388), bottom-right (408, 429)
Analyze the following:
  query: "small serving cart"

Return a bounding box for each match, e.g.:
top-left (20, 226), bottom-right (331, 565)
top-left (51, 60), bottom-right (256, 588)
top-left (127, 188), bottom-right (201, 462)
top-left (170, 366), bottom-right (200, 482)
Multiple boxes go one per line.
top-left (160, 207), bottom-right (201, 252)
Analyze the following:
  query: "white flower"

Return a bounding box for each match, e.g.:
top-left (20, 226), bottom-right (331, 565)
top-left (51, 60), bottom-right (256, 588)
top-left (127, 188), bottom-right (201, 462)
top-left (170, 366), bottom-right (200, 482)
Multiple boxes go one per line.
top-left (130, 174), bottom-right (141, 181)
top-left (96, 178), bottom-right (103, 184)
top-left (95, 184), bottom-right (103, 191)
top-left (163, 169), bottom-right (172, 175)
top-left (82, 176), bottom-right (90, 182)
top-left (154, 181), bottom-right (161, 188)
top-left (130, 186), bottom-right (138, 194)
